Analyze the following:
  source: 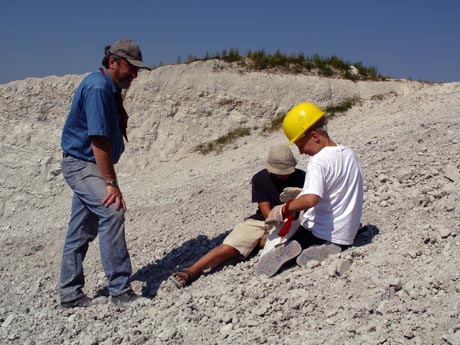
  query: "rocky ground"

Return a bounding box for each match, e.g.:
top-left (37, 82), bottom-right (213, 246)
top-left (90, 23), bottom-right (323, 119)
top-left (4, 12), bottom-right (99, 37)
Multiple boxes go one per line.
top-left (0, 60), bottom-right (459, 344)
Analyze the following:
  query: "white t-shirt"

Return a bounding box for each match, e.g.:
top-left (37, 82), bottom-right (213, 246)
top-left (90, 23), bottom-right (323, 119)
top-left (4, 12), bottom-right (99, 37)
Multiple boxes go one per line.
top-left (300, 145), bottom-right (363, 245)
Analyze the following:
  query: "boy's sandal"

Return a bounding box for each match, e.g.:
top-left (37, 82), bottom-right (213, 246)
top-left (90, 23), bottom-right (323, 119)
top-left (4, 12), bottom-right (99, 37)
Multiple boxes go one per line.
top-left (169, 269), bottom-right (195, 289)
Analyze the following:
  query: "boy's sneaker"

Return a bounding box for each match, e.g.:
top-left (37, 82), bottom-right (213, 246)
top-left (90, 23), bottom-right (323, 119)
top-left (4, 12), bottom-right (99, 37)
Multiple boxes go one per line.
top-left (296, 243), bottom-right (342, 267)
top-left (111, 290), bottom-right (140, 307)
top-left (255, 240), bottom-right (302, 278)
top-left (61, 295), bottom-right (108, 308)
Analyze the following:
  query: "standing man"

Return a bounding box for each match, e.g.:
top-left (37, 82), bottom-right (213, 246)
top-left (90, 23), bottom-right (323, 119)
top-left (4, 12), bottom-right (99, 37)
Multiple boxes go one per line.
top-left (60, 39), bottom-right (150, 308)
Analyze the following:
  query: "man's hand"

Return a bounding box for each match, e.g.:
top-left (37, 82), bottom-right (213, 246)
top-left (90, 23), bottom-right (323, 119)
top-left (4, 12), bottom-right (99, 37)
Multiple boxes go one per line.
top-left (91, 136), bottom-right (126, 211)
top-left (266, 204), bottom-right (285, 224)
top-left (102, 186), bottom-right (127, 211)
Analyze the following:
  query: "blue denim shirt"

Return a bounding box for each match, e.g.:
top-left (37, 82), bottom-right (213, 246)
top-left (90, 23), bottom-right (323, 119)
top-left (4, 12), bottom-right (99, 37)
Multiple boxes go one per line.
top-left (61, 68), bottom-right (125, 164)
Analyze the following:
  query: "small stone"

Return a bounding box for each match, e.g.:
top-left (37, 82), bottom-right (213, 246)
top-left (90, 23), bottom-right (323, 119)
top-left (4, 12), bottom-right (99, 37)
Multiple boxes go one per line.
top-left (327, 262), bottom-right (337, 276)
top-left (442, 325), bottom-right (460, 345)
top-left (158, 328), bottom-right (177, 340)
top-left (377, 300), bottom-right (389, 315)
top-left (388, 278), bottom-right (402, 290)
top-left (67, 314), bottom-right (78, 323)
top-left (395, 168), bottom-right (413, 183)
top-left (306, 260), bottom-right (321, 269)
top-left (220, 323), bottom-right (233, 335)
top-left (335, 259), bottom-right (352, 276)
top-left (246, 319), bottom-right (259, 327)
top-left (349, 66), bottom-right (359, 76)
top-left (221, 314), bottom-right (232, 324)
top-left (378, 174), bottom-right (388, 183)
top-left (439, 228), bottom-right (452, 239)
top-left (254, 304), bottom-right (270, 316)
top-left (2, 314), bottom-right (16, 328)
top-left (407, 250), bottom-right (419, 259)
top-left (445, 164), bottom-right (460, 182)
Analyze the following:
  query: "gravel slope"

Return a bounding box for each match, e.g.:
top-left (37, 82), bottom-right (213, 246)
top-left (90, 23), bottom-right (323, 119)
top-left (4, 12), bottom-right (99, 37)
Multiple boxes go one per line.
top-left (0, 61), bottom-right (459, 345)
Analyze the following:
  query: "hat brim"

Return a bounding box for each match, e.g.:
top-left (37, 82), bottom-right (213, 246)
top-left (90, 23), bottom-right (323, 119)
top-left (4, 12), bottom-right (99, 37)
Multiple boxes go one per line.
top-left (127, 59), bottom-right (151, 71)
top-left (266, 164), bottom-right (295, 175)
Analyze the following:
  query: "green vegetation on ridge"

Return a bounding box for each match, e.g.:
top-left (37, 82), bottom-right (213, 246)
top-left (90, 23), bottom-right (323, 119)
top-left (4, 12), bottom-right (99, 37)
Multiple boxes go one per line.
top-left (195, 98), bottom-right (361, 154)
top-left (180, 48), bottom-right (384, 81)
top-left (194, 127), bottom-right (251, 154)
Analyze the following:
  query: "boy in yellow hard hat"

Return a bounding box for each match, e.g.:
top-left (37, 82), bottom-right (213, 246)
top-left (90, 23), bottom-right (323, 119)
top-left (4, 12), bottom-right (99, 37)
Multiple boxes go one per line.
top-left (255, 102), bottom-right (364, 277)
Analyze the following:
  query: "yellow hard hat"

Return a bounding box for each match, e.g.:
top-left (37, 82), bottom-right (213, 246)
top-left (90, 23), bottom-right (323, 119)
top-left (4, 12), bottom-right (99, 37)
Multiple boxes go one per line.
top-left (282, 102), bottom-right (325, 145)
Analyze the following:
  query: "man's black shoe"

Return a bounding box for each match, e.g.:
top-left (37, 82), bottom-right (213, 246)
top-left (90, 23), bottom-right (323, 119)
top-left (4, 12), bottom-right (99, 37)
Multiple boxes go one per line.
top-left (112, 290), bottom-right (139, 307)
top-left (61, 295), bottom-right (107, 308)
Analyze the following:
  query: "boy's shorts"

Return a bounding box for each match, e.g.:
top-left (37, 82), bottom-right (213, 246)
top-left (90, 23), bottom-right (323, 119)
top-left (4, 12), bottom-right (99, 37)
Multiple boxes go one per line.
top-left (223, 219), bottom-right (270, 258)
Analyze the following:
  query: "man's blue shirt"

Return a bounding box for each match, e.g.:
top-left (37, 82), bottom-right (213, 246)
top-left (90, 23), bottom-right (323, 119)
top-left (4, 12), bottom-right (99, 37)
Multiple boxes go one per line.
top-left (61, 68), bottom-right (125, 164)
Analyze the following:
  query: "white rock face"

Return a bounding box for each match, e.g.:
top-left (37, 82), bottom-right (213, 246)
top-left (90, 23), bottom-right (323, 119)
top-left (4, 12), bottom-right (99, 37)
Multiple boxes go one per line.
top-left (349, 65), bottom-right (359, 76)
top-left (0, 60), bottom-right (459, 344)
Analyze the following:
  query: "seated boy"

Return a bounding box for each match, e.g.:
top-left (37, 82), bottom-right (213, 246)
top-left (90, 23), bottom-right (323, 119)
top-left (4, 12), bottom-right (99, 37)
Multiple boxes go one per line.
top-left (170, 144), bottom-right (305, 288)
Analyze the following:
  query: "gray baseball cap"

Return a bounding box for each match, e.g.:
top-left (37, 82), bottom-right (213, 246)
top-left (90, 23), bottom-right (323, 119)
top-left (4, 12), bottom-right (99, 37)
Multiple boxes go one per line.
top-left (266, 144), bottom-right (297, 175)
top-left (109, 39), bottom-right (151, 70)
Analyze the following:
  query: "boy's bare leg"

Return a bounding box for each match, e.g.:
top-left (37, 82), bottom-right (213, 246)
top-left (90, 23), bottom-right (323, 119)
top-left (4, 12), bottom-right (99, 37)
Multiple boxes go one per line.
top-left (259, 234), bottom-right (269, 248)
top-left (181, 244), bottom-right (240, 281)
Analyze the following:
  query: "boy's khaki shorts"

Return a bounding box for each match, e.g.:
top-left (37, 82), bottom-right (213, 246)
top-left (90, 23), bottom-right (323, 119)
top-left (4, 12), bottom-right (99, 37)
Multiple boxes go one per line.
top-left (223, 219), bottom-right (271, 258)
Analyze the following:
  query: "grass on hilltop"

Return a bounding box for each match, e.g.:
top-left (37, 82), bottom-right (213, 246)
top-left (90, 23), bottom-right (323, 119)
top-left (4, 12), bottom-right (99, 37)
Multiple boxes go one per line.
top-left (171, 48), bottom-right (385, 81)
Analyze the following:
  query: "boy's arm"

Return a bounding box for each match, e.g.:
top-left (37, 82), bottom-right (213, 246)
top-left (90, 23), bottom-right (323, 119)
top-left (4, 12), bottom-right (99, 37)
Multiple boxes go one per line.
top-left (267, 193), bottom-right (320, 223)
top-left (285, 194), bottom-right (320, 215)
top-left (258, 201), bottom-right (271, 219)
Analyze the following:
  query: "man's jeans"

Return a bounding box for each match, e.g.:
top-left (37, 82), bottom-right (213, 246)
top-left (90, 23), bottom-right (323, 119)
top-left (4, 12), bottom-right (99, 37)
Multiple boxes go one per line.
top-left (60, 156), bottom-right (132, 302)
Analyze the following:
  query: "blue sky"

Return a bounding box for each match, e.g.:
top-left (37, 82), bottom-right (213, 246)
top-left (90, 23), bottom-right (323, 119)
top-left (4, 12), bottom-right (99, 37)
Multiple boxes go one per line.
top-left (1, 0), bottom-right (459, 84)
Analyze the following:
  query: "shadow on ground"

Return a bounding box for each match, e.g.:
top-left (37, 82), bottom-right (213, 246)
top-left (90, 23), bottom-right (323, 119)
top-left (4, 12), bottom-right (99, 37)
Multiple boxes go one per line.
top-left (126, 223), bottom-right (379, 297)
top-left (353, 223), bottom-right (380, 247)
top-left (130, 230), bottom-right (232, 297)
